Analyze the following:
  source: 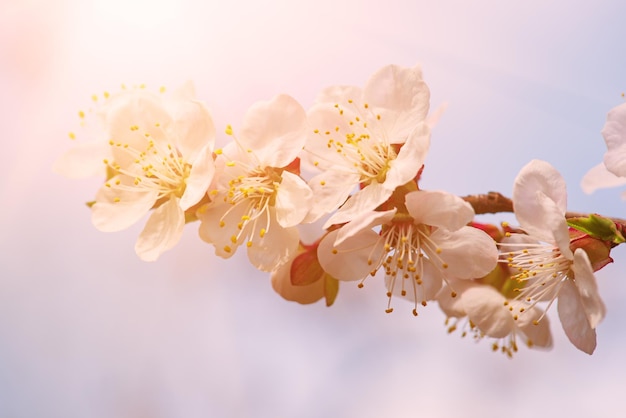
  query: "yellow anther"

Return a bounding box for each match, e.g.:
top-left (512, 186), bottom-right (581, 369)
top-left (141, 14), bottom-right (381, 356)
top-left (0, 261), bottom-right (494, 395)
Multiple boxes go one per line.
top-left (246, 241), bottom-right (253, 247)
top-left (103, 91), bottom-right (110, 99)
top-left (385, 308), bottom-right (393, 313)
top-left (91, 94), bottom-right (98, 102)
top-left (223, 245), bottom-right (232, 253)
top-left (68, 132), bottom-right (76, 140)
top-left (103, 159), bottom-right (109, 164)
top-left (219, 220), bottom-right (225, 227)
top-left (113, 197), bottom-right (121, 203)
top-left (332, 249), bottom-right (338, 254)
top-left (225, 125), bottom-right (233, 135)
top-left (139, 83), bottom-right (146, 89)
top-left (159, 86), bottom-right (166, 93)
top-left (231, 235), bottom-right (238, 243)
top-left (215, 149), bottom-right (223, 155)
top-left (78, 110), bottom-right (85, 119)
top-left (320, 181), bottom-right (326, 186)
top-left (226, 161), bottom-right (235, 167)
top-left (259, 228), bottom-right (266, 238)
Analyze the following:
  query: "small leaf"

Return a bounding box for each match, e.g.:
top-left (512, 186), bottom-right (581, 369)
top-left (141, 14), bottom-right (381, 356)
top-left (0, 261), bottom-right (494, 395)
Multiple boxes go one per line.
top-left (324, 275), bottom-right (339, 307)
top-left (567, 214), bottom-right (625, 244)
top-left (290, 250), bottom-right (324, 286)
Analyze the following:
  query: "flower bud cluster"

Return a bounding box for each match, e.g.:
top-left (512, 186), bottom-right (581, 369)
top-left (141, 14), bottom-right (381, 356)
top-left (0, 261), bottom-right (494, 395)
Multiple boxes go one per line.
top-left (55, 65), bottom-right (622, 356)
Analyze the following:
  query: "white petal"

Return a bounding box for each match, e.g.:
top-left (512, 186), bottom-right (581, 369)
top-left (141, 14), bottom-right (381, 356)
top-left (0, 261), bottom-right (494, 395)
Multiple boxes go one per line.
top-left (323, 182), bottom-right (391, 228)
top-left (105, 90), bottom-right (172, 168)
top-left (314, 85), bottom-right (363, 105)
top-left (317, 229), bottom-right (382, 281)
top-left (334, 209), bottom-right (396, 246)
top-left (513, 159), bottom-right (570, 253)
top-left (197, 201), bottom-right (246, 259)
top-left (303, 171), bottom-right (360, 223)
top-left (581, 163), bottom-right (626, 194)
top-left (169, 97), bottom-right (215, 162)
top-left (513, 303), bottom-right (553, 349)
top-left (239, 94), bottom-right (307, 168)
top-left (557, 279), bottom-right (597, 354)
top-left (275, 171), bottom-right (313, 228)
top-left (304, 105), bottom-right (360, 168)
top-left (430, 226), bottom-right (498, 279)
top-left (572, 249), bottom-right (606, 328)
top-left (363, 64), bottom-right (430, 143)
top-left (385, 123), bottom-right (430, 187)
top-left (436, 280), bottom-right (469, 318)
top-left (247, 223), bottom-right (300, 272)
top-left (53, 141), bottom-right (110, 179)
top-left (179, 145), bottom-right (215, 211)
top-left (134, 197), bottom-right (185, 261)
top-left (91, 176), bottom-right (158, 232)
top-left (405, 190), bottom-right (474, 231)
top-left (461, 284), bottom-right (515, 338)
top-left (602, 102), bottom-right (626, 177)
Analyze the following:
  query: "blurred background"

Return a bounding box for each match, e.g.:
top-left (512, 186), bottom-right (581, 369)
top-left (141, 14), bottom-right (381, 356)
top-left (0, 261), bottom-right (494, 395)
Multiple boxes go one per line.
top-left (1, 0), bottom-right (626, 416)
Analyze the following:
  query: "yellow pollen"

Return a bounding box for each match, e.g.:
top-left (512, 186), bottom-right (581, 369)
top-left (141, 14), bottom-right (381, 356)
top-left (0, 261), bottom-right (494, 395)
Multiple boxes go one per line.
top-left (103, 159), bottom-right (109, 164)
top-left (320, 181), bottom-right (326, 186)
top-left (225, 125), bottom-right (233, 135)
top-left (260, 228), bottom-right (266, 238)
top-left (247, 241), bottom-right (252, 247)
top-left (113, 197), bottom-right (120, 203)
top-left (103, 91), bottom-right (110, 99)
top-left (226, 161), bottom-right (235, 167)
top-left (78, 110), bottom-right (85, 118)
top-left (219, 221), bottom-right (225, 227)
top-left (314, 129), bottom-right (319, 133)
top-left (223, 246), bottom-right (232, 253)
top-left (68, 132), bottom-right (76, 140)
top-left (91, 94), bottom-right (98, 102)
top-left (159, 86), bottom-right (166, 93)
top-left (230, 235), bottom-right (238, 243)
top-left (364, 103), bottom-right (369, 108)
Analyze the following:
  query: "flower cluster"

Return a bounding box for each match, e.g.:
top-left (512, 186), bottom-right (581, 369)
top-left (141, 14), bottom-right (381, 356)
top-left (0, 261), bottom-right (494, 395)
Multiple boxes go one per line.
top-left (56, 64), bottom-right (623, 356)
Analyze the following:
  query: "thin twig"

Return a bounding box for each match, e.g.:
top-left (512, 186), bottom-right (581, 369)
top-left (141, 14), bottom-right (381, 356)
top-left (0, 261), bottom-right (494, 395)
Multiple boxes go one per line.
top-left (462, 192), bottom-right (626, 225)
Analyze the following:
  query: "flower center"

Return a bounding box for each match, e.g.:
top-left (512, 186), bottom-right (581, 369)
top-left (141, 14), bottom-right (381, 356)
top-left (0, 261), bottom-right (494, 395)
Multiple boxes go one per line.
top-left (498, 241), bottom-right (572, 320)
top-left (103, 123), bottom-right (191, 203)
top-left (360, 216), bottom-right (448, 316)
top-left (309, 100), bottom-right (397, 185)
top-left (213, 164), bottom-right (284, 252)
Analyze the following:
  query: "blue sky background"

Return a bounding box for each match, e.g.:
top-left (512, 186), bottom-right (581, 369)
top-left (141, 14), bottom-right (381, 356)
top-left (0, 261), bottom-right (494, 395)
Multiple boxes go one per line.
top-left (1, 0), bottom-right (626, 416)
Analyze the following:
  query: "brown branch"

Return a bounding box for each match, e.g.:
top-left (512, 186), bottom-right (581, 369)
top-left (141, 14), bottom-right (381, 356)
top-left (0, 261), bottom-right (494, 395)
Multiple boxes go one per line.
top-left (462, 192), bottom-right (513, 215)
top-left (462, 192), bottom-right (626, 225)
